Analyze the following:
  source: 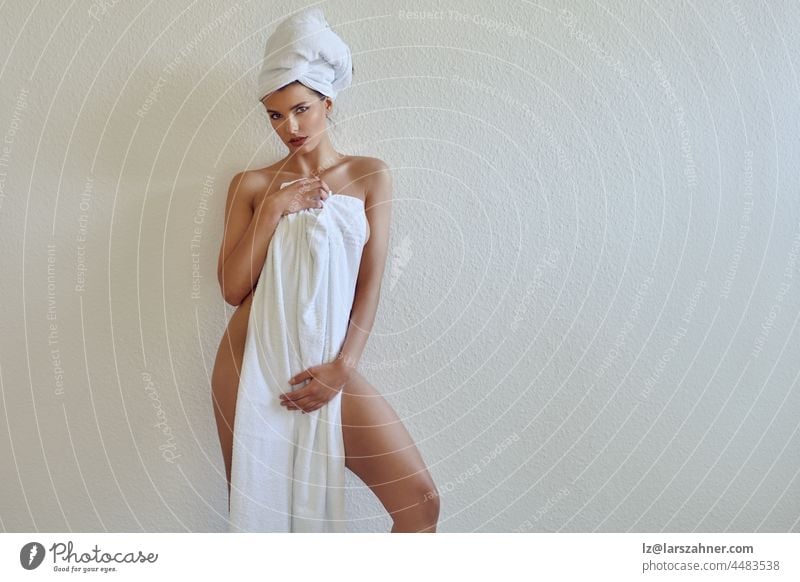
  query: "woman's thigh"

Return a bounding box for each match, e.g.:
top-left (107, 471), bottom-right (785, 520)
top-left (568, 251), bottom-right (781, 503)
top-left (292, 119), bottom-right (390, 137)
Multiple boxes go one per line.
top-left (211, 294), bottom-right (252, 484)
top-left (341, 370), bottom-right (438, 520)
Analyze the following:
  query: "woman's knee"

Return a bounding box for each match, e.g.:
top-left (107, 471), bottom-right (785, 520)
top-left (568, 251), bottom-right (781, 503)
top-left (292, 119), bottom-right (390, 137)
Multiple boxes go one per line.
top-left (389, 470), bottom-right (439, 519)
top-left (414, 473), bottom-right (440, 520)
top-left (388, 473), bottom-right (439, 532)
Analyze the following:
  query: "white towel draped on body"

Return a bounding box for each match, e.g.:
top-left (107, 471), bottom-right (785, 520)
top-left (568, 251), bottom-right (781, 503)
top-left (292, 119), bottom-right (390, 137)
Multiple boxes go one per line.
top-left (229, 178), bottom-right (368, 532)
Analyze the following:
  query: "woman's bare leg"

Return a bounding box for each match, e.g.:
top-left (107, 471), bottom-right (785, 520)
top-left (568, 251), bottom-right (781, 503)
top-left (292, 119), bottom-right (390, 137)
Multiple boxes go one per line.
top-left (211, 296), bottom-right (251, 511)
top-left (341, 370), bottom-right (440, 532)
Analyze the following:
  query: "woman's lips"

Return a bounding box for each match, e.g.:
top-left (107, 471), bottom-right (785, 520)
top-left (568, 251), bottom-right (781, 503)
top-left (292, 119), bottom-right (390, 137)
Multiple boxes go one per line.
top-left (289, 136), bottom-right (307, 146)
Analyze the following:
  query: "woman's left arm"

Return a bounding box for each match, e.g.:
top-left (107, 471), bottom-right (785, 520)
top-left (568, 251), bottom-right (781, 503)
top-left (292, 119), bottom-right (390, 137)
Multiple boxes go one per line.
top-left (336, 158), bottom-right (393, 371)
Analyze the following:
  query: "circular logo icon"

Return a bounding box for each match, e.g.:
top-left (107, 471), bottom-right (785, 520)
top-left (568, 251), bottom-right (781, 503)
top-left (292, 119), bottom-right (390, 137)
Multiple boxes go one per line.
top-left (20, 542), bottom-right (46, 570)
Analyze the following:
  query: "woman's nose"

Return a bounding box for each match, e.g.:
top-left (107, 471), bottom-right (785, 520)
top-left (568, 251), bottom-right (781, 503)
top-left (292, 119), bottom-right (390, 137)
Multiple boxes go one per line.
top-left (287, 115), bottom-right (299, 132)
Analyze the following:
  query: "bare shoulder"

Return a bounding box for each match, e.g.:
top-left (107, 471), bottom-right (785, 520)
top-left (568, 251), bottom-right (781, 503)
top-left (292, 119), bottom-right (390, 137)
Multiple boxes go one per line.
top-left (350, 156), bottom-right (392, 203)
top-left (350, 155), bottom-right (390, 177)
top-left (228, 169), bottom-right (269, 202)
top-left (229, 168), bottom-right (292, 210)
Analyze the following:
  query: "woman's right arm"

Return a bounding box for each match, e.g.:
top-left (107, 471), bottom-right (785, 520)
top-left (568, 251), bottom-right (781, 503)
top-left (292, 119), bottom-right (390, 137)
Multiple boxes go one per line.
top-left (217, 171), bottom-right (283, 306)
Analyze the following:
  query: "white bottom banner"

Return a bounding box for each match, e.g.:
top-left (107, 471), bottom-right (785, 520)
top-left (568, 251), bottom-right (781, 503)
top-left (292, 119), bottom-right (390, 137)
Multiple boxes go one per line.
top-left (2, 533), bottom-right (797, 581)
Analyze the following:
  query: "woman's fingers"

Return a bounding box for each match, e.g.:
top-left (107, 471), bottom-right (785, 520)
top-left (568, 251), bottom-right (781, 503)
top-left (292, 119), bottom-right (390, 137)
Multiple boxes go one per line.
top-left (280, 383), bottom-right (332, 412)
top-left (303, 183), bottom-right (325, 207)
top-left (314, 181), bottom-right (329, 202)
top-left (288, 369), bottom-right (310, 384)
top-left (278, 179), bottom-right (333, 214)
top-left (284, 392), bottom-right (314, 405)
top-left (281, 399), bottom-right (317, 413)
top-left (281, 384), bottom-right (316, 406)
top-left (281, 397), bottom-right (306, 410)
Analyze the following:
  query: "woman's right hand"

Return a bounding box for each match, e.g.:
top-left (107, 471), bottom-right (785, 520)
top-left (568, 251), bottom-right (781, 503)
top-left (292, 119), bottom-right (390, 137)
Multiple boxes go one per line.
top-left (271, 177), bottom-right (331, 216)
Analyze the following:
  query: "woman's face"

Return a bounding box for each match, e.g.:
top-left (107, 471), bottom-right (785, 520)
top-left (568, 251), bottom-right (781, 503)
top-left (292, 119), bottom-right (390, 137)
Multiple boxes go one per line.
top-left (263, 82), bottom-right (330, 151)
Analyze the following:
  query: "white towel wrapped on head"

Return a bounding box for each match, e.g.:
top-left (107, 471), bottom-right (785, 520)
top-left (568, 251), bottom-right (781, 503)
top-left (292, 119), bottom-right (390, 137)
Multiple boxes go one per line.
top-left (257, 8), bottom-right (352, 102)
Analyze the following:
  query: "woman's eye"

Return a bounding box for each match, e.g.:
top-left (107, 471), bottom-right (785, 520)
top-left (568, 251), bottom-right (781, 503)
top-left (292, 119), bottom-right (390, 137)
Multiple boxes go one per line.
top-left (271, 107), bottom-right (306, 120)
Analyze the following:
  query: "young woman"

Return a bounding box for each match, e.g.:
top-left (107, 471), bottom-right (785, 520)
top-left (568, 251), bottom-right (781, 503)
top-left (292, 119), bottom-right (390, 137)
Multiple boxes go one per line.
top-left (211, 9), bottom-right (439, 532)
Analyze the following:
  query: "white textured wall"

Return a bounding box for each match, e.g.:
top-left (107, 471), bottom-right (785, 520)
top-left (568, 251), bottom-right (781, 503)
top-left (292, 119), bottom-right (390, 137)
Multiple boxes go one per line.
top-left (1, 0), bottom-right (798, 532)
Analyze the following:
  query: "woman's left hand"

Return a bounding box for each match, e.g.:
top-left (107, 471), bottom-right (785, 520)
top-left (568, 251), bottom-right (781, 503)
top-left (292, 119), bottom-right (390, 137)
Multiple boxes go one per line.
top-left (280, 360), bottom-right (353, 413)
